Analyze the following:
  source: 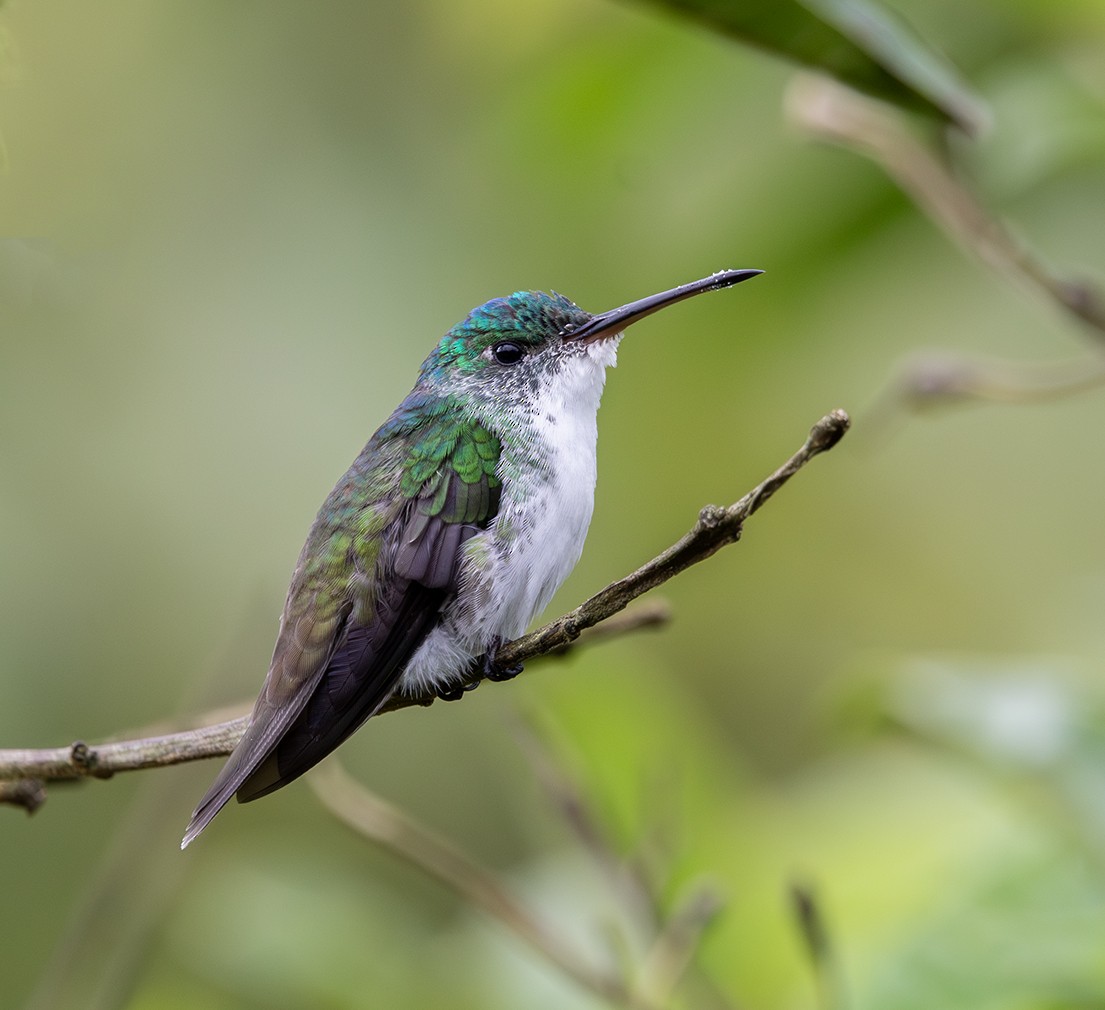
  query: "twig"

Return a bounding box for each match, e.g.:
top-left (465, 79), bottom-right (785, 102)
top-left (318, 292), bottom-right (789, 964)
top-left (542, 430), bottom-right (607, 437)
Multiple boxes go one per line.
top-left (0, 721), bottom-right (250, 783)
top-left (1, 777), bottom-right (46, 813)
top-left (786, 74), bottom-right (1105, 339)
top-left (790, 879), bottom-right (846, 1010)
top-left (543, 597), bottom-right (672, 656)
top-left (788, 75), bottom-right (1105, 412)
top-left (308, 760), bottom-right (662, 1010)
top-left (0, 604), bottom-right (669, 792)
top-left (886, 351), bottom-right (1105, 410)
top-left (498, 409), bottom-right (850, 670)
top-left (638, 884), bottom-right (726, 1006)
top-left (0, 410), bottom-right (850, 802)
top-left (510, 711), bottom-right (741, 1010)
top-left (509, 711), bottom-right (647, 910)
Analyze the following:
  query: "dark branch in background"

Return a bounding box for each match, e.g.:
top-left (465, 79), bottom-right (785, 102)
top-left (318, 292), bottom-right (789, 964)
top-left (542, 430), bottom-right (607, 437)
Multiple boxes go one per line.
top-left (639, 886), bottom-right (726, 1006)
top-left (787, 75), bottom-right (1105, 408)
top-left (790, 879), bottom-right (846, 1010)
top-left (312, 714), bottom-right (739, 1010)
top-left (0, 410), bottom-right (850, 811)
top-left (310, 760), bottom-right (665, 1010)
top-left (511, 711), bottom-right (740, 1010)
top-left (884, 352), bottom-right (1105, 411)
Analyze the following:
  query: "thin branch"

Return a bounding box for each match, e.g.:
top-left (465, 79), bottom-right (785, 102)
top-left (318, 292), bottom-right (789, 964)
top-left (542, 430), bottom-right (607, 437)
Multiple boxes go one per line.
top-left (1, 777), bottom-right (46, 813)
top-left (0, 410), bottom-right (850, 802)
top-left (887, 351), bottom-right (1105, 409)
top-left (0, 603), bottom-right (669, 791)
top-left (638, 884), bottom-right (726, 1006)
top-left (308, 760), bottom-right (662, 1010)
top-left (0, 721), bottom-right (249, 783)
top-left (786, 74), bottom-right (1105, 339)
top-left (497, 409), bottom-right (850, 670)
top-left (790, 879), bottom-right (846, 1010)
top-left (787, 74), bottom-right (1105, 412)
top-left (542, 597), bottom-right (672, 656)
top-left (509, 710), bottom-right (647, 910)
top-left (510, 711), bottom-right (741, 1010)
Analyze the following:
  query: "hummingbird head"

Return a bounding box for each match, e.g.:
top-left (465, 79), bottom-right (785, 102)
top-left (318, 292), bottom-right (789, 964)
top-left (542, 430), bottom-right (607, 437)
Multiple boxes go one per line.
top-left (418, 269), bottom-right (764, 413)
top-left (417, 290), bottom-right (620, 416)
top-left (417, 289), bottom-right (596, 384)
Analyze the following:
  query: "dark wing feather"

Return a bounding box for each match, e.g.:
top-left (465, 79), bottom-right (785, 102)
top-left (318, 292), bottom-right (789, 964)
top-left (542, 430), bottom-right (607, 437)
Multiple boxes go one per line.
top-left (180, 594), bottom-right (353, 848)
top-left (237, 575), bottom-right (446, 802)
top-left (181, 407), bottom-right (501, 847)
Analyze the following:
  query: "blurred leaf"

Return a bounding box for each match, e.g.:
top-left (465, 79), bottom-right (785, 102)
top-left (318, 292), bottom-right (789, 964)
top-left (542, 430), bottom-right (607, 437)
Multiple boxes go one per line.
top-left (889, 657), bottom-right (1081, 769)
top-left (861, 843), bottom-right (1105, 1010)
top-left (630, 0), bottom-right (987, 132)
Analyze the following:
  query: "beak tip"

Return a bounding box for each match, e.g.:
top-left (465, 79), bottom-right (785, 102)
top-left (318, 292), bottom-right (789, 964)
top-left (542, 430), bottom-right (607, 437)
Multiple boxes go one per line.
top-left (563, 267), bottom-right (764, 342)
top-left (715, 268), bottom-right (764, 288)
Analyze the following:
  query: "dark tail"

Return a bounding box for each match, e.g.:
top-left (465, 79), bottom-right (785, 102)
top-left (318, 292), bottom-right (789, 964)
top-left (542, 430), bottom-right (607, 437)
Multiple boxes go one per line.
top-left (180, 728), bottom-right (269, 849)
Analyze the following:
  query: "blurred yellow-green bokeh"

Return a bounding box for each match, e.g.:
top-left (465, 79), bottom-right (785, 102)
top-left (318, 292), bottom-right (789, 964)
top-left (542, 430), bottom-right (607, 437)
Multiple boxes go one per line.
top-left (4, 2), bottom-right (1105, 1008)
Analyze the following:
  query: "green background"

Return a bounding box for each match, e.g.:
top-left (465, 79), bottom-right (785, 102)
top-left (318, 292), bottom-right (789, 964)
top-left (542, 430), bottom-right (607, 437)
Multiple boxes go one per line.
top-left (3, 1), bottom-right (1105, 1007)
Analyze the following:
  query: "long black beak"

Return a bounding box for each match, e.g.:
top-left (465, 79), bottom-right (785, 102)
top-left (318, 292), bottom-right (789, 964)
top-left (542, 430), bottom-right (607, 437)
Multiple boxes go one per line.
top-left (562, 268), bottom-right (763, 343)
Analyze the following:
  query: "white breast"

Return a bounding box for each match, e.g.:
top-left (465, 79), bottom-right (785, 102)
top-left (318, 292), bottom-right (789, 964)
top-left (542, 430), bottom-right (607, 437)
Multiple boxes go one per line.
top-left (486, 338), bottom-right (620, 638)
top-left (399, 339), bottom-right (619, 695)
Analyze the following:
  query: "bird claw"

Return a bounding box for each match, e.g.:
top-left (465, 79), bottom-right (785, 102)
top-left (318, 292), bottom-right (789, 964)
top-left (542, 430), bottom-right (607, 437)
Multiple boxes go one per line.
top-left (485, 661), bottom-right (524, 682)
top-left (481, 638), bottom-right (524, 682)
top-left (437, 679), bottom-right (482, 702)
top-left (442, 641), bottom-right (523, 699)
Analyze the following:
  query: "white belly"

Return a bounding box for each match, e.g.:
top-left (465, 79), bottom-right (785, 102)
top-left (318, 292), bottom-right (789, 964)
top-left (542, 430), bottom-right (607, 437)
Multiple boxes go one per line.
top-left (400, 338), bottom-right (618, 694)
top-left (483, 406), bottom-right (599, 639)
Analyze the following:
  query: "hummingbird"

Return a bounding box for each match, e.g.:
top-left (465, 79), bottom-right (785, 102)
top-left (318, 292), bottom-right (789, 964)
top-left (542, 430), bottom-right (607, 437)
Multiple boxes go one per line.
top-left (181, 268), bottom-right (762, 847)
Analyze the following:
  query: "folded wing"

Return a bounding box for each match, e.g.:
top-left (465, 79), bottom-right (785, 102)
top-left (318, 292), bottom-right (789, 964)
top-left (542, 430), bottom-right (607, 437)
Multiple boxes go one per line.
top-left (181, 409), bottom-right (501, 847)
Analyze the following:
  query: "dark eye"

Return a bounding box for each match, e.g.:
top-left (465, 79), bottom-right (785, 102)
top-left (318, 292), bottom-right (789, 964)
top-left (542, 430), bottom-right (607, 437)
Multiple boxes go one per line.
top-left (491, 341), bottom-right (525, 365)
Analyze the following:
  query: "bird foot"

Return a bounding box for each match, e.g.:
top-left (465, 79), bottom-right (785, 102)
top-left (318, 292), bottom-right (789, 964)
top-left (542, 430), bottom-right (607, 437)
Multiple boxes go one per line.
top-left (440, 641), bottom-right (523, 700)
top-left (481, 638), bottom-right (524, 683)
top-left (436, 680), bottom-right (481, 702)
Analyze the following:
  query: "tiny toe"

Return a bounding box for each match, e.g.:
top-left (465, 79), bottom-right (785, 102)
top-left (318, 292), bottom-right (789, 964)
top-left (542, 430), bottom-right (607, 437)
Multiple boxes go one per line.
top-left (486, 661), bottom-right (524, 683)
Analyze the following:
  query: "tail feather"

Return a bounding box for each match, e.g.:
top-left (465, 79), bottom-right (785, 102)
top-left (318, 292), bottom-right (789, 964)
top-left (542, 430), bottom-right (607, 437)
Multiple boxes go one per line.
top-left (180, 770), bottom-right (241, 849)
top-left (180, 671), bottom-right (326, 848)
top-left (180, 729), bottom-right (272, 849)
top-left (181, 545), bottom-right (454, 848)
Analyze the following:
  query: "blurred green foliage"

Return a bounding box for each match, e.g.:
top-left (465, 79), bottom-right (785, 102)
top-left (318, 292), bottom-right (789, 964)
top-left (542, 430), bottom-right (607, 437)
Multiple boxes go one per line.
top-left (3, 1), bottom-right (1105, 1009)
top-left (638, 0), bottom-right (986, 130)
